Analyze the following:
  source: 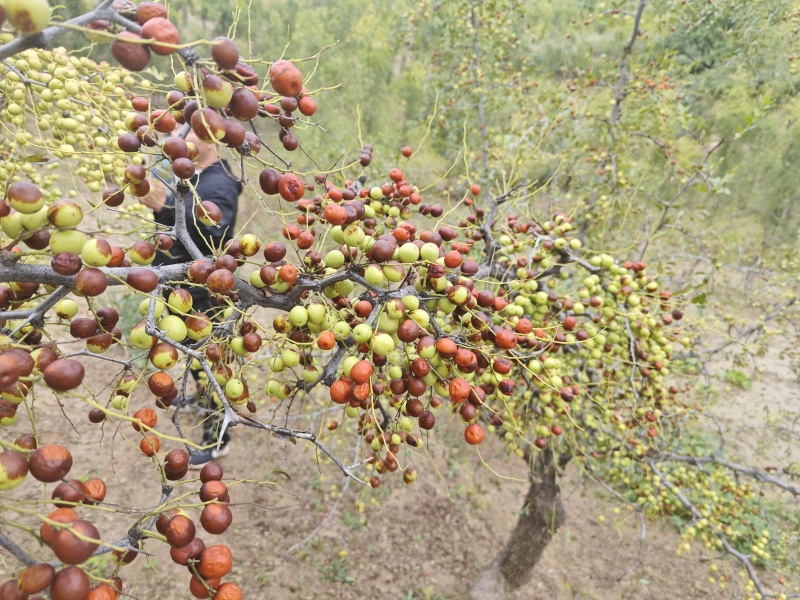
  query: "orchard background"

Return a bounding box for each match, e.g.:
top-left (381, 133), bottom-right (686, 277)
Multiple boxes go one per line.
top-left (1, 1), bottom-right (800, 599)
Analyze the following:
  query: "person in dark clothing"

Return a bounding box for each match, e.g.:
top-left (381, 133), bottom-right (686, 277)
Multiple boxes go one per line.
top-left (142, 130), bottom-right (243, 467)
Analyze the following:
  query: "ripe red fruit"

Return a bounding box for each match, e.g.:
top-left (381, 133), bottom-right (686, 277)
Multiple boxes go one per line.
top-left (51, 252), bottom-right (82, 276)
top-left (464, 423), bottom-right (484, 444)
top-left (164, 514), bottom-right (196, 548)
top-left (140, 434), bottom-right (160, 456)
top-left (269, 60), bottom-right (303, 96)
top-left (401, 146), bottom-right (413, 157)
top-left (494, 329), bottom-right (518, 350)
top-left (52, 519), bottom-right (100, 564)
top-left (198, 544), bottom-right (233, 579)
top-left (349, 360), bottom-right (373, 384)
top-left (111, 32), bottom-right (151, 71)
top-left (164, 449), bottom-right (190, 480)
top-left (419, 410), bottom-right (435, 430)
top-left (50, 567), bottom-right (90, 600)
top-left (126, 268), bottom-right (159, 293)
top-left (200, 462), bottom-right (224, 483)
top-left (17, 563), bottom-right (56, 594)
top-left (136, 1), bottom-right (167, 24)
top-left (211, 36), bottom-right (240, 70)
top-left (29, 444), bottom-right (73, 483)
top-left (75, 267), bottom-right (107, 296)
top-left (140, 17), bottom-right (180, 55)
top-left (449, 378), bottom-right (471, 403)
top-left (214, 582), bottom-right (243, 600)
top-left (201, 503), bottom-right (233, 535)
top-left (207, 269), bottom-right (235, 294)
top-left (278, 173), bottom-right (305, 202)
top-left (43, 359), bottom-right (84, 392)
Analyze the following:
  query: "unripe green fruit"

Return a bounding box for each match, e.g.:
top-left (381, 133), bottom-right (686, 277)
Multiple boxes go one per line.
top-left (325, 250), bottom-right (345, 269)
top-left (225, 379), bottom-right (244, 399)
top-left (238, 233), bottom-right (261, 256)
top-left (385, 299), bottom-right (405, 320)
top-left (139, 298), bottom-right (165, 319)
top-left (19, 206), bottom-right (48, 230)
top-left (333, 321), bottom-right (351, 340)
top-left (281, 348), bottom-right (300, 368)
top-left (307, 303), bottom-right (327, 324)
top-left (438, 298), bottom-right (456, 313)
top-left (345, 405), bottom-right (360, 418)
top-left (47, 200), bottom-right (83, 227)
top-left (410, 309), bottom-right (430, 329)
top-left (402, 296), bottom-right (419, 310)
top-left (364, 264), bottom-right (385, 286)
top-left (266, 380), bottom-right (282, 396)
top-left (130, 322), bottom-right (155, 350)
top-left (342, 356), bottom-right (359, 378)
top-left (353, 323), bottom-right (373, 343)
top-left (0, 213), bottom-right (23, 238)
top-left (228, 337), bottom-right (247, 356)
top-left (81, 239), bottom-right (112, 267)
top-left (398, 242), bottom-right (420, 263)
top-left (330, 226), bottom-right (345, 244)
top-left (334, 280), bottom-right (354, 296)
top-left (249, 271), bottom-right (266, 288)
top-left (111, 395), bottom-right (129, 410)
top-left (158, 315), bottom-right (187, 342)
top-left (371, 333), bottom-right (395, 356)
top-left (168, 289), bottom-right (193, 314)
top-left (203, 77), bottom-right (234, 109)
top-left (174, 71), bottom-right (193, 93)
top-left (55, 299), bottom-right (79, 319)
top-left (429, 276), bottom-right (448, 293)
top-left (378, 312), bottom-right (398, 334)
top-left (50, 229), bottom-right (87, 255)
top-left (303, 365), bottom-right (322, 383)
top-left (6, 0), bottom-right (52, 36)
top-left (420, 242), bottom-right (439, 263)
top-left (288, 306), bottom-right (309, 327)
top-left (342, 224), bottom-right (365, 247)
top-left (370, 187), bottom-right (383, 200)
top-left (383, 264), bottom-right (405, 282)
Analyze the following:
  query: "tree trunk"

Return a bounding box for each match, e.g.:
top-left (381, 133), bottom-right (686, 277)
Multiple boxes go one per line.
top-left (471, 450), bottom-right (569, 600)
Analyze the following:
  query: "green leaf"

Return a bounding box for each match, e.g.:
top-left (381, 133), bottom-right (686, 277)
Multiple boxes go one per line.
top-left (691, 292), bottom-right (707, 306)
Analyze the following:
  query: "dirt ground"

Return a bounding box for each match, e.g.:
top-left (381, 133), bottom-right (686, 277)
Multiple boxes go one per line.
top-left (1, 344), bottom-right (797, 599)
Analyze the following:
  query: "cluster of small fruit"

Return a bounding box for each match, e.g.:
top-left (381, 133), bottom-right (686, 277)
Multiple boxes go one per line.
top-left (0, 402), bottom-right (240, 598)
top-left (0, 437), bottom-right (120, 600)
top-left (154, 463), bottom-right (239, 600)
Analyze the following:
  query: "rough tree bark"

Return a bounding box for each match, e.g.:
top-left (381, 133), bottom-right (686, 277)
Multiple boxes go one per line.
top-left (471, 450), bottom-right (571, 600)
